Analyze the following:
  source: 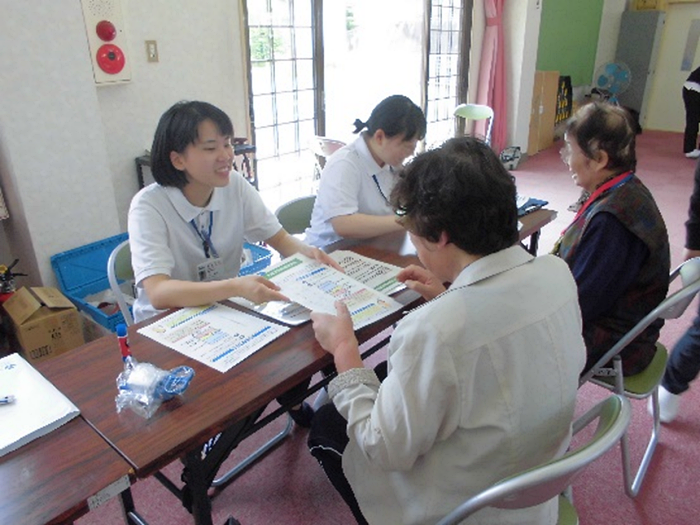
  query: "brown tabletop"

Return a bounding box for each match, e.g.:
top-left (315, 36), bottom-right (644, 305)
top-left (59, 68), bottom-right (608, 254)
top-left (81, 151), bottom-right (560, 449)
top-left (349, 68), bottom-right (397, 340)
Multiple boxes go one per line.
top-left (518, 208), bottom-right (558, 255)
top-left (0, 415), bottom-right (134, 525)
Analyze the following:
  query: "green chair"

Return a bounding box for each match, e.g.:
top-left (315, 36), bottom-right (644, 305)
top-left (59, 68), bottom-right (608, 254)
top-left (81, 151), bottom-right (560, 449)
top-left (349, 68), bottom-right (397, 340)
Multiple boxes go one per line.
top-left (437, 394), bottom-right (632, 525)
top-left (454, 103), bottom-right (494, 145)
top-left (275, 195), bottom-right (316, 235)
top-left (579, 257), bottom-right (700, 497)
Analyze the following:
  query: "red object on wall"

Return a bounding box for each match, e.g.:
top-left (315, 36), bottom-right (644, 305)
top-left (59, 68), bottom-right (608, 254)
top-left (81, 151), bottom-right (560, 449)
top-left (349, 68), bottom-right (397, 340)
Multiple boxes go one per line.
top-left (80, 0), bottom-right (131, 83)
top-left (95, 20), bottom-right (117, 42)
top-left (96, 44), bottom-right (126, 75)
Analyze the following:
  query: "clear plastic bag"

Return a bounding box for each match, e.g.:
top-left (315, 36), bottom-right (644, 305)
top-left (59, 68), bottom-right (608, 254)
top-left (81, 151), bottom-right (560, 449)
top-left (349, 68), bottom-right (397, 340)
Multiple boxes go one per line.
top-left (115, 359), bottom-right (195, 418)
top-left (114, 323), bottom-right (194, 418)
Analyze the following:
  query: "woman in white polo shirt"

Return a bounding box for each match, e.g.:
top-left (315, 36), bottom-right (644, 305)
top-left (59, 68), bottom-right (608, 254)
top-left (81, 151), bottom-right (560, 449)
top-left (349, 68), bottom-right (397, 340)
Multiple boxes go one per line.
top-left (304, 95), bottom-right (426, 248)
top-left (128, 100), bottom-right (339, 426)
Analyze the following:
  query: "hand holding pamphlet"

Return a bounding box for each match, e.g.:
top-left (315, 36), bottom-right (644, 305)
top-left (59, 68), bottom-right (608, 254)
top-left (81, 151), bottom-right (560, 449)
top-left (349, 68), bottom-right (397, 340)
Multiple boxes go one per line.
top-left (231, 251), bottom-right (405, 329)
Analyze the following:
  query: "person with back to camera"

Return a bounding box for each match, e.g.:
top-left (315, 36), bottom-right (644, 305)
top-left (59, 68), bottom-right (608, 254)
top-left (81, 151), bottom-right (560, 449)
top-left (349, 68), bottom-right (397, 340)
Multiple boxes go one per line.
top-left (128, 100), bottom-right (341, 426)
top-left (306, 136), bottom-right (587, 525)
top-left (650, 158), bottom-right (700, 422)
top-left (554, 102), bottom-right (670, 377)
top-left (304, 94), bottom-right (427, 248)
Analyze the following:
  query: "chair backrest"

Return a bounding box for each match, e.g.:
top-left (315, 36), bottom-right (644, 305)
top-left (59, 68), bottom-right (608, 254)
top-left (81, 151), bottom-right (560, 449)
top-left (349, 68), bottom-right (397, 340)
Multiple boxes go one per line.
top-left (275, 195), bottom-right (316, 235)
top-left (454, 103), bottom-right (495, 144)
top-left (310, 136), bottom-right (346, 176)
top-left (436, 394), bottom-right (631, 525)
top-left (580, 257), bottom-right (700, 385)
top-left (107, 239), bottom-right (134, 326)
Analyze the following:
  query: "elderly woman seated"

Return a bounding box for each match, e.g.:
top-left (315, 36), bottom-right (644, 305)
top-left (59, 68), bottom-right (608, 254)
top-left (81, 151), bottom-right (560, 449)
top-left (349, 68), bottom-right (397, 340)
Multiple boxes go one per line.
top-left (307, 137), bottom-right (587, 525)
top-left (554, 101), bottom-right (670, 376)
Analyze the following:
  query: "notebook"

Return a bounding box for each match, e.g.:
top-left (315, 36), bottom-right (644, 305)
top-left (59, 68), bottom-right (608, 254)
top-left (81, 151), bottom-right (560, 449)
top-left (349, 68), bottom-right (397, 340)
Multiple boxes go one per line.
top-left (0, 353), bottom-right (80, 457)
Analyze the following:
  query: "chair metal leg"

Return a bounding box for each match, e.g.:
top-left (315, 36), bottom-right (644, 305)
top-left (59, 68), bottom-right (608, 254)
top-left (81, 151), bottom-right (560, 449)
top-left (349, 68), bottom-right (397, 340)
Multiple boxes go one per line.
top-left (211, 414), bottom-right (294, 487)
top-left (621, 386), bottom-right (660, 497)
top-left (611, 356), bottom-right (660, 497)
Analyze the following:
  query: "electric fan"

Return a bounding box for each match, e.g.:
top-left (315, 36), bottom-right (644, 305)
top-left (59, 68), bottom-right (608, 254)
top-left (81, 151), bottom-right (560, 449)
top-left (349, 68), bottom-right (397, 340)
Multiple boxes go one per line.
top-left (593, 62), bottom-right (632, 105)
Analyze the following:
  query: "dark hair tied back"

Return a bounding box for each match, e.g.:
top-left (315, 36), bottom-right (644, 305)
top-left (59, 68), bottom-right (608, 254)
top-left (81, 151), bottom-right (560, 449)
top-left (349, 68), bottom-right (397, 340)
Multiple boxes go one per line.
top-left (353, 95), bottom-right (427, 140)
top-left (353, 119), bottom-right (367, 134)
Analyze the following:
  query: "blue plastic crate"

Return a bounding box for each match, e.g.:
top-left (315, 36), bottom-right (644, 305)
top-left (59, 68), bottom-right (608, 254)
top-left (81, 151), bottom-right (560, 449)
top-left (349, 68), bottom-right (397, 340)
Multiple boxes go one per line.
top-left (51, 236), bottom-right (271, 331)
top-left (51, 233), bottom-right (130, 332)
top-left (239, 243), bottom-right (273, 276)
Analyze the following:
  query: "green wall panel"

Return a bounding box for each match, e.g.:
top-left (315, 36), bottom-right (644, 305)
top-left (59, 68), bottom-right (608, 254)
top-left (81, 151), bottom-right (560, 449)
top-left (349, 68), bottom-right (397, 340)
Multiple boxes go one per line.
top-left (537, 0), bottom-right (604, 86)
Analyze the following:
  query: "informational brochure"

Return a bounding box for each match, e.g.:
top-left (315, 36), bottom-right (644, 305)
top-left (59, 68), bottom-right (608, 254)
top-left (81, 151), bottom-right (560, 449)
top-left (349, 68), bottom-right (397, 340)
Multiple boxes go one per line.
top-left (231, 253), bottom-right (404, 329)
top-left (137, 303), bottom-right (290, 373)
top-left (328, 250), bottom-right (406, 296)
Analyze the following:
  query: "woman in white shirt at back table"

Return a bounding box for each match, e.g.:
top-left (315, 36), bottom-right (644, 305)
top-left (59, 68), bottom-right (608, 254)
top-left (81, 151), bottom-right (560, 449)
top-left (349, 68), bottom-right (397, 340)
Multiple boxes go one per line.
top-left (304, 94), bottom-right (427, 248)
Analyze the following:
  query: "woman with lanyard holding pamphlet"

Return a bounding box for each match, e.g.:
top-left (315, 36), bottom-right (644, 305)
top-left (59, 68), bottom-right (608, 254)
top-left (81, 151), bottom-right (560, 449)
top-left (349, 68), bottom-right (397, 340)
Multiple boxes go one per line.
top-left (128, 100), bottom-right (340, 426)
top-left (304, 95), bottom-right (426, 248)
top-left (553, 102), bottom-right (670, 376)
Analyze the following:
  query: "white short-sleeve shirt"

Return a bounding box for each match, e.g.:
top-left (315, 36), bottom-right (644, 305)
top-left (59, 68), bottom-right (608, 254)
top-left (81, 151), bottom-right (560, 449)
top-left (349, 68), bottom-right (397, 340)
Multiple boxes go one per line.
top-left (128, 171), bottom-right (281, 322)
top-left (304, 133), bottom-right (398, 248)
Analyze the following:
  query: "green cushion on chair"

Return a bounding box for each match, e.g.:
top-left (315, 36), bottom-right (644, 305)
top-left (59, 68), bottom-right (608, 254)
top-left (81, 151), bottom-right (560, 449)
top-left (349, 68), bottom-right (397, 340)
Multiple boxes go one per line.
top-left (594, 343), bottom-right (668, 397)
top-left (623, 343), bottom-right (668, 396)
top-left (558, 494), bottom-right (578, 525)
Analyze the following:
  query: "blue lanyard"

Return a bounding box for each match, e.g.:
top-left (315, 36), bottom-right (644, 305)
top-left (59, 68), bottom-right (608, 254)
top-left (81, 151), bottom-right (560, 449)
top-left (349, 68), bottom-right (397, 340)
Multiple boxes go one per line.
top-left (372, 173), bottom-right (391, 205)
top-left (190, 211), bottom-right (219, 258)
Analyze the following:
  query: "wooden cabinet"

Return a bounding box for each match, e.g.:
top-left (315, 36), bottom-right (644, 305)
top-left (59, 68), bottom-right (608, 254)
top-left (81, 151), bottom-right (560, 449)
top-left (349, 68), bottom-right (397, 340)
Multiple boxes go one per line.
top-left (528, 71), bottom-right (560, 155)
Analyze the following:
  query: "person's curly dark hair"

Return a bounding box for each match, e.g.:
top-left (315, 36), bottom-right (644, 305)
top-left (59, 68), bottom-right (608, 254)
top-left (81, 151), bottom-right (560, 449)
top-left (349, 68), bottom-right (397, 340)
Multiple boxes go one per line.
top-left (390, 137), bottom-right (519, 255)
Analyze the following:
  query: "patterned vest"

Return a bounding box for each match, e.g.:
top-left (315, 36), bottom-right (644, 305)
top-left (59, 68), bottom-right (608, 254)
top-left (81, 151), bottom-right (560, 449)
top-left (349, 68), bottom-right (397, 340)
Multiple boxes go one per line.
top-left (556, 175), bottom-right (670, 375)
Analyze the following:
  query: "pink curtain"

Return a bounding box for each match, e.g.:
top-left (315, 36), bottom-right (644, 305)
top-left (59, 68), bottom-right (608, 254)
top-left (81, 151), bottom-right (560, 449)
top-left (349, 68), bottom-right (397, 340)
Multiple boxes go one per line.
top-left (474, 0), bottom-right (506, 153)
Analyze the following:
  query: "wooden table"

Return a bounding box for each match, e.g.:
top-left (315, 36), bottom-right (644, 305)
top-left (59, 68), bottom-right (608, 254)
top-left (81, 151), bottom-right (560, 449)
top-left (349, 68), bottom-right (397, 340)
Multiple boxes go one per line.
top-left (36, 244), bottom-right (420, 525)
top-left (30, 213), bottom-right (557, 525)
top-left (0, 415), bottom-right (140, 525)
top-left (519, 208), bottom-right (557, 255)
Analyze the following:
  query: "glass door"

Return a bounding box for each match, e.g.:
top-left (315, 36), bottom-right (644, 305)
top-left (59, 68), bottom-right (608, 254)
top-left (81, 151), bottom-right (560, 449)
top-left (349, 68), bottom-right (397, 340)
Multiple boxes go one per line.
top-left (244, 0), bottom-right (320, 210)
top-left (244, 0), bottom-right (471, 210)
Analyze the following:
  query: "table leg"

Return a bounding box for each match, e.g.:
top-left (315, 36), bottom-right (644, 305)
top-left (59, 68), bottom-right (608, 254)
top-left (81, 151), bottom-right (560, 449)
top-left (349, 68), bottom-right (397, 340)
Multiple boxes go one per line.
top-left (119, 487), bottom-right (149, 525)
top-left (528, 230), bottom-right (541, 255)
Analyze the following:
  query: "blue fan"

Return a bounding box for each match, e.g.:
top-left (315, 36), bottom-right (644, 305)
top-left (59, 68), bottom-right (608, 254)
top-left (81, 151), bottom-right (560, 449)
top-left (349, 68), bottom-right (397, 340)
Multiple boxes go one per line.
top-left (594, 62), bottom-right (632, 105)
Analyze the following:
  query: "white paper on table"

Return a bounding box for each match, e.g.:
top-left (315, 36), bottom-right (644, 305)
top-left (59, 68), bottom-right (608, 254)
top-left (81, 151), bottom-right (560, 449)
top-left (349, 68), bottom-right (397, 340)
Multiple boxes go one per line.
top-left (137, 303), bottom-right (290, 373)
top-left (0, 353), bottom-right (80, 457)
top-left (261, 254), bottom-right (403, 330)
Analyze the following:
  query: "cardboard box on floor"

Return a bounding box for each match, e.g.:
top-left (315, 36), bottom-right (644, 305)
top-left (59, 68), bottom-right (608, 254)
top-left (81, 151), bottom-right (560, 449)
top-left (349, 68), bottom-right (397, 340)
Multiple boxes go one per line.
top-left (2, 287), bottom-right (84, 363)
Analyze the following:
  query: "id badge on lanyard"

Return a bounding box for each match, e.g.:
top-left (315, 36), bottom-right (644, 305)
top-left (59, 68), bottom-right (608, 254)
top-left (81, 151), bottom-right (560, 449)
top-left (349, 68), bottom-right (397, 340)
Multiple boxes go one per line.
top-left (191, 212), bottom-right (224, 282)
top-left (196, 257), bottom-right (224, 282)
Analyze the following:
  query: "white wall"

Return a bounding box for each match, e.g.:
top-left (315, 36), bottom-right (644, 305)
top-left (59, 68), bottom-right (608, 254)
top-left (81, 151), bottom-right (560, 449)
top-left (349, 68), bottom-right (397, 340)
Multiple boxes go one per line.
top-left (593, 0), bottom-right (628, 88)
top-left (504, 0), bottom-right (543, 153)
top-left (0, 0), bottom-right (249, 286)
top-left (646, 3), bottom-right (700, 131)
top-left (0, 1), bottom-right (120, 285)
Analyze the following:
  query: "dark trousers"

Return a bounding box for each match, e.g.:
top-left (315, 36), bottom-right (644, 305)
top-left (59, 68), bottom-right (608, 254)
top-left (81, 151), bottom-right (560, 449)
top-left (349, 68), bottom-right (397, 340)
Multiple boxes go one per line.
top-left (683, 87), bottom-right (700, 153)
top-left (307, 361), bottom-right (388, 525)
top-left (662, 300), bottom-right (700, 394)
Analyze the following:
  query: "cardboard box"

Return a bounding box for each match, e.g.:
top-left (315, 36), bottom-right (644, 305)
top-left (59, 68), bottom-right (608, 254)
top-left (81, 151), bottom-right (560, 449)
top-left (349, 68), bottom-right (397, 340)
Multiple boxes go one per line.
top-left (2, 287), bottom-right (84, 363)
